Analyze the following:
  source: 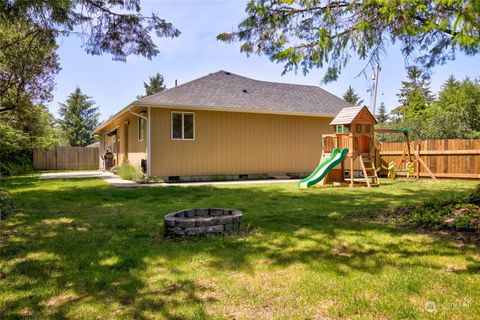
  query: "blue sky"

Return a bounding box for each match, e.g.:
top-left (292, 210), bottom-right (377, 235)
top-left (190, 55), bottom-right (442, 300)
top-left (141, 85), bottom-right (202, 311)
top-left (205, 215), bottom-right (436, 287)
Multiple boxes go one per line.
top-left (50, 0), bottom-right (479, 121)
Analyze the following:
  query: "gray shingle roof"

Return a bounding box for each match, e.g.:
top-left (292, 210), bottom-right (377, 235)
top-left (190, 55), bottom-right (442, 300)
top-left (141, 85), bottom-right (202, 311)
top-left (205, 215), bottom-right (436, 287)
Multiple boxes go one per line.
top-left (135, 70), bottom-right (352, 116)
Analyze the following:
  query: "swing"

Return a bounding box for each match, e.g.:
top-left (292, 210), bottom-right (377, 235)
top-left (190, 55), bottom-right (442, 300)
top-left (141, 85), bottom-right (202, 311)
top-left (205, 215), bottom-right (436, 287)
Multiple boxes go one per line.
top-left (387, 161), bottom-right (415, 180)
top-left (376, 128), bottom-right (437, 182)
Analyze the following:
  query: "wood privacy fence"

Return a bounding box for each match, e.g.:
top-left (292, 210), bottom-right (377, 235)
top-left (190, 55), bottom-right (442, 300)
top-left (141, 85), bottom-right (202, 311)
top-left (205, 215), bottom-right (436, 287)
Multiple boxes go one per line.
top-left (378, 139), bottom-right (480, 179)
top-left (33, 147), bottom-right (99, 170)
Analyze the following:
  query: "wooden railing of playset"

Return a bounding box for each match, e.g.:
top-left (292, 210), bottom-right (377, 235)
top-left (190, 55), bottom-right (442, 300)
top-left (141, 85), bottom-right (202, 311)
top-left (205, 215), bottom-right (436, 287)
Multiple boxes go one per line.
top-left (378, 139), bottom-right (480, 179)
top-left (322, 134), bottom-right (352, 153)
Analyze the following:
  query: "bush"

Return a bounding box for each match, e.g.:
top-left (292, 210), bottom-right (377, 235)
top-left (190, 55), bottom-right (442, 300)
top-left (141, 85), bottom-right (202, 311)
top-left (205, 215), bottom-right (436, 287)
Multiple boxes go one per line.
top-left (117, 163), bottom-right (143, 181)
top-left (0, 153), bottom-right (33, 176)
top-left (385, 186), bottom-right (480, 233)
top-left (0, 189), bottom-right (14, 220)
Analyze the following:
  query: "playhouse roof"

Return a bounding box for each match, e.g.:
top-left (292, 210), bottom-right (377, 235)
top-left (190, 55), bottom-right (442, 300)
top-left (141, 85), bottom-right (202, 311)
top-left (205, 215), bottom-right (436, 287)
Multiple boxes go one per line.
top-left (330, 106), bottom-right (378, 125)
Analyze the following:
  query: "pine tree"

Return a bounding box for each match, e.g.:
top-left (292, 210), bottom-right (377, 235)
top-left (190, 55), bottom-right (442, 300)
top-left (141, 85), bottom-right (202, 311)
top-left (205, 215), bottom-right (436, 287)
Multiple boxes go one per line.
top-left (397, 66), bottom-right (433, 105)
top-left (219, 1), bottom-right (480, 83)
top-left (393, 66), bottom-right (433, 120)
top-left (58, 88), bottom-right (99, 147)
top-left (376, 102), bottom-right (388, 123)
top-left (343, 86), bottom-right (364, 106)
top-left (138, 73), bottom-right (167, 98)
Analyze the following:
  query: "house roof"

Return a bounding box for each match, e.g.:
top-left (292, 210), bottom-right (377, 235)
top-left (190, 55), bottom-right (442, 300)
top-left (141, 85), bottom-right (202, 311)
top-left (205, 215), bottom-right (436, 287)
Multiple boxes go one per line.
top-left (330, 106), bottom-right (378, 125)
top-left (93, 70), bottom-right (352, 134)
top-left (135, 70), bottom-right (352, 116)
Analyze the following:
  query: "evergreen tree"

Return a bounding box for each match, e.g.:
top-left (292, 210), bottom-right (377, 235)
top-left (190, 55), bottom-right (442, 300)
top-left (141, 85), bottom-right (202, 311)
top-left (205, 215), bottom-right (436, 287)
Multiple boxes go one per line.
top-left (342, 86), bottom-right (364, 106)
top-left (2, 1), bottom-right (180, 62)
top-left (376, 102), bottom-right (388, 123)
top-left (423, 75), bottom-right (480, 138)
top-left (397, 67), bottom-right (433, 105)
top-left (58, 88), bottom-right (99, 147)
top-left (220, 0), bottom-right (480, 82)
top-left (394, 66), bottom-right (433, 120)
top-left (138, 73), bottom-right (167, 98)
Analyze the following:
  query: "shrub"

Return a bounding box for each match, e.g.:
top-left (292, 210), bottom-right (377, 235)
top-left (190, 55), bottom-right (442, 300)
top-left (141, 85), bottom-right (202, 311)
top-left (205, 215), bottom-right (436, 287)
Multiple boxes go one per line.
top-left (138, 176), bottom-right (164, 184)
top-left (117, 163), bottom-right (143, 181)
top-left (455, 215), bottom-right (473, 231)
top-left (382, 185), bottom-right (480, 234)
top-left (0, 152), bottom-right (33, 176)
top-left (0, 189), bottom-right (14, 220)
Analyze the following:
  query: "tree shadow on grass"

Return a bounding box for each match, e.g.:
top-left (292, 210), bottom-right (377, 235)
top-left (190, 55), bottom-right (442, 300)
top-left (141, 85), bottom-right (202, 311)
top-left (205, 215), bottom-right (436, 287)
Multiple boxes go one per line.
top-left (0, 176), bottom-right (478, 318)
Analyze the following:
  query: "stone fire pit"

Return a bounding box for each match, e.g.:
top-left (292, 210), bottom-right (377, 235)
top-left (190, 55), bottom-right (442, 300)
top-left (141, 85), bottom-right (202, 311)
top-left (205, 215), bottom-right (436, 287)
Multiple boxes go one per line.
top-left (164, 208), bottom-right (243, 236)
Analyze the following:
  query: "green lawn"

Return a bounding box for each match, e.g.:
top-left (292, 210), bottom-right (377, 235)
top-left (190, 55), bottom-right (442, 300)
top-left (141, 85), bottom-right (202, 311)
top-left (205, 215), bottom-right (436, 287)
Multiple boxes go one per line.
top-left (1, 175), bottom-right (479, 319)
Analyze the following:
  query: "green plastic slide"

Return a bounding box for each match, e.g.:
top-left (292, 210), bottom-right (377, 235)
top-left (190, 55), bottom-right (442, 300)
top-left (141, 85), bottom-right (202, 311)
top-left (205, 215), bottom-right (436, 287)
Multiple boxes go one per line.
top-left (298, 148), bottom-right (349, 189)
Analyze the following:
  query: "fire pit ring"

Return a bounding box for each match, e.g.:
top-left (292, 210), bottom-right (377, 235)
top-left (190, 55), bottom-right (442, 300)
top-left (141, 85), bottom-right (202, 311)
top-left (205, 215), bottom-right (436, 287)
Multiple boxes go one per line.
top-left (164, 208), bottom-right (243, 236)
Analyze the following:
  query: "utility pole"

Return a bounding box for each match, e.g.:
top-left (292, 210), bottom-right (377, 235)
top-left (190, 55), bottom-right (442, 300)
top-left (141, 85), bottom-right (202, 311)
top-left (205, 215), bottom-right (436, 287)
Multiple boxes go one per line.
top-left (370, 64), bottom-right (381, 115)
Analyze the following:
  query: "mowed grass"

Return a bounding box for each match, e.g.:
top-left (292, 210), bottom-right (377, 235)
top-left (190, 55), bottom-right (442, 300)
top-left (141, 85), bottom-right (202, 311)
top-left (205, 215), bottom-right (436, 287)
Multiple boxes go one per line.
top-left (1, 175), bottom-right (479, 319)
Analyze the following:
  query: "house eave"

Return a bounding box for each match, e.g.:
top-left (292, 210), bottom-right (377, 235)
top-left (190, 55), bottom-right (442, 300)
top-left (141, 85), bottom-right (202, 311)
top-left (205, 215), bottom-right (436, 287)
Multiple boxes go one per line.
top-left (135, 101), bottom-right (337, 118)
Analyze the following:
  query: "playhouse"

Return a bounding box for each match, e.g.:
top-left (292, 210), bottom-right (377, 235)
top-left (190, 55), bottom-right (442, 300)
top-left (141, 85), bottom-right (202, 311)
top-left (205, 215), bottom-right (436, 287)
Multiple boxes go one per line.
top-left (299, 106), bottom-right (379, 188)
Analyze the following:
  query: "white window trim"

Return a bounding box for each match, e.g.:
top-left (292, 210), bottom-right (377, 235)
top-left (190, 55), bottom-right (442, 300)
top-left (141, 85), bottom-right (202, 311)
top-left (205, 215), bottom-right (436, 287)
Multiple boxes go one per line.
top-left (171, 111), bottom-right (195, 140)
top-left (138, 117), bottom-right (145, 141)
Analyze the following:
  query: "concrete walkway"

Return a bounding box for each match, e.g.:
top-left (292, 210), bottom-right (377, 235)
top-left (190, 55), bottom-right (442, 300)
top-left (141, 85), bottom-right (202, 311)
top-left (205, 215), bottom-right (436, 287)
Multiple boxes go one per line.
top-left (109, 178), bottom-right (299, 188)
top-left (39, 171), bottom-right (113, 180)
top-left (39, 171), bottom-right (298, 188)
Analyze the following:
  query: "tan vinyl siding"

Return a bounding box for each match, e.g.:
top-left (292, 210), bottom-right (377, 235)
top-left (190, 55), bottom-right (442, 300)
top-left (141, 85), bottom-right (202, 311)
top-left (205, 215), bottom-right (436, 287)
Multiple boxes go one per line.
top-left (125, 112), bottom-right (146, 167)
top-left (150, 108), bottom-right (332, 177)
top-left (96, 107), bottom-right (146, 168)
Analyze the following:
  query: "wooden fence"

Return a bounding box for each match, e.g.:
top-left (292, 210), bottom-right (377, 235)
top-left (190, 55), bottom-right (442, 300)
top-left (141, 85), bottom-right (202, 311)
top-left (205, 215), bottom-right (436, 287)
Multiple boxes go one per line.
top-left (378, 139), bottom-right (480, 179)
top-left (33, 147), bottom-right (99, 170)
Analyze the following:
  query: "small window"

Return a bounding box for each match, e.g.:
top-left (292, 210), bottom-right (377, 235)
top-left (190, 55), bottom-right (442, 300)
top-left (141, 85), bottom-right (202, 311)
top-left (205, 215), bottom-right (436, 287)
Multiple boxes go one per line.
top-left (337, 125), bottom-right (350, 134)
top-left (365, 125), bottom-right (371, 133)
top-left (171, 112), bottom-right (195, 140)
top-left (356, 124), bottom-right (362, 133)
top-left (138, 117), bottom-right (145, 141)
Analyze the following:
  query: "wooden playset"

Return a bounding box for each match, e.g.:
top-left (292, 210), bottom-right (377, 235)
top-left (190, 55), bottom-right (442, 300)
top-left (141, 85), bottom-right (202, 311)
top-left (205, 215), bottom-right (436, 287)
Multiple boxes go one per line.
top-left (299, 106), bottom-right (437, 189)
top-left (321, 106), bottom-right (379, 187)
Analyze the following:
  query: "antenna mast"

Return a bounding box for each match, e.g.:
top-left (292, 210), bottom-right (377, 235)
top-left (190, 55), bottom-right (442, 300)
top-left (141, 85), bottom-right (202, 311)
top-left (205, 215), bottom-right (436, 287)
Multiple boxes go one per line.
top-left (370, 64), bottom-right (381, 115)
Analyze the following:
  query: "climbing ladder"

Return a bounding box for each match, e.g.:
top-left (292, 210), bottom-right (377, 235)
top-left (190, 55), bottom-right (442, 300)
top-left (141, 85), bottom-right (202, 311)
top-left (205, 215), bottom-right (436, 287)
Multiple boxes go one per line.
top-left (359, 154), bottom-right (379, 187)
top-left (343, 154), bottom-right (380, 187)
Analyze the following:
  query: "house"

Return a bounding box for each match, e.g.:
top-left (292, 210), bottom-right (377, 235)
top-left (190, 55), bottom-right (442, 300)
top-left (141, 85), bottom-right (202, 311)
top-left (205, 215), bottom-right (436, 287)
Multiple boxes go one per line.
top-left (92, 70), bottom-right (352, 181)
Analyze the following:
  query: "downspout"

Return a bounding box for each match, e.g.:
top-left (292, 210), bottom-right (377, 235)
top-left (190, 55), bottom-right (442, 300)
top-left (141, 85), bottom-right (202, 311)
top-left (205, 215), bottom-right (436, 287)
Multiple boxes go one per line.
top-left (147, 107), bottom-right (151, 178)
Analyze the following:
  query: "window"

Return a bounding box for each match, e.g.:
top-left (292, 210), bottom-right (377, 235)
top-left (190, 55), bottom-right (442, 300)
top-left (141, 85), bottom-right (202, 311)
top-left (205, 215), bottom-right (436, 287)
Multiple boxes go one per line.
top-left (356, 124), bottom-right (362, 133)
top-left (171, 112), bottom-right (195, 140)
top-left (365, 125), bottom-right (371, 133)
top-left (336, 125), bottom-right (350, 134)
top-left (138, 117), bottom-right (145, 141)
